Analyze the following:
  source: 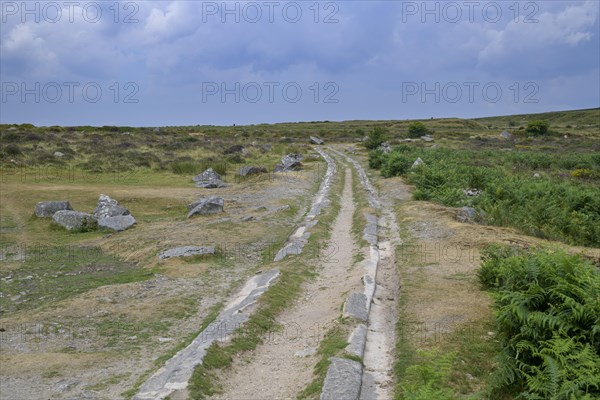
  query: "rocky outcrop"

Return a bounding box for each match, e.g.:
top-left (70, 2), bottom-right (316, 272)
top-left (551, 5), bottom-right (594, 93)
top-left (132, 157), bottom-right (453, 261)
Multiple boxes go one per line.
top-left (93, 194), bottom-right (130, 219)
top-left (52, 211), bottom-right (97, 231)
top-left (98, 215), bottom-right (136, 231)
top-left (193, 168), bottom-right (225, 188)
top-left (238, 166), bottom-right (267, 177)
top-left (274, 154), bottom-right (303, 172)
top-left (35, 201), bottom-right (73, 218)
top-left (92, 194), bottom-right (136, 231)
top-left (187, 196), bottom-right (224, 217)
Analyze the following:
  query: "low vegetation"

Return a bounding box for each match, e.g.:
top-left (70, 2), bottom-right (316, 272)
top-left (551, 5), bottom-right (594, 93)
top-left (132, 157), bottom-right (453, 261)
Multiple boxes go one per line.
top-left (479, 245), bottom-right (600, 399)
top-left (368, 143), bottom-right (600, 247)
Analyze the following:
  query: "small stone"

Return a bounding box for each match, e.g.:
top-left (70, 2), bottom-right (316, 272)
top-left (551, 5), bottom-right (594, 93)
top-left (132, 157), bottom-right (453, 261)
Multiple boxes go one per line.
top-left (411, 157), bottom-right (424, 168)
top-left (310, 136), bottom-right (324, 145)
top-left (295, 347), bottom-right (317, 357)
top-left (158, 246), bottom-right (216, 259)
top-left (238, 166), bottom-right (267, 177)
top-left (187, 197), bottom-right (224, 217)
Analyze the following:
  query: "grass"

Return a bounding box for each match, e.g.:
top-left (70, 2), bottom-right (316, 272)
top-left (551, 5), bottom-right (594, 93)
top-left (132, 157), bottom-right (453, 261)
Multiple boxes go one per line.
top-left (122, 302), bottom-right (224, 399)
top-left (0, 245), bottom-right (155, 313)
top-left (370, 144), bottom-right (600, 247)
top-left (392, 206), bottom-right (500, 400)
top-left (298, 319), bottom-right (352, 399)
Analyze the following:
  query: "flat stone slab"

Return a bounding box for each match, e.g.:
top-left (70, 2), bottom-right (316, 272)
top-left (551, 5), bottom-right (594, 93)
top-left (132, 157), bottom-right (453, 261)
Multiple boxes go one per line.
top-left (320, 357), bottom-right (362, 400)
top-left (52, 210), bottom-right (97, 231)
top-left (98, 215), bottom-right (136, 232)
top-left (310, 136), bottom-right (324, 145)
top-left (346, 324), bottom-right (367, 358)
top-left (344, 293), bottom-right (369, 322)
top-left (134, 269), bottom-right (280, 400)
top-left (158, 246), bottom-right (216, 260)
top-left (35, 201), bottom-right (73, 218)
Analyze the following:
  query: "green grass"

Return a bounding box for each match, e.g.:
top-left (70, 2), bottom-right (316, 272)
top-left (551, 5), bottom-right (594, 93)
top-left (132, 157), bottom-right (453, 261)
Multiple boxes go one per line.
top-left (298, 320), bottom-right (352, 400)
top-left (123, 302), bottom-right (223, 399)
top-left (0, 245), bottom-right (155, 313)
top-left (369, 145), bottom-right (600, 247)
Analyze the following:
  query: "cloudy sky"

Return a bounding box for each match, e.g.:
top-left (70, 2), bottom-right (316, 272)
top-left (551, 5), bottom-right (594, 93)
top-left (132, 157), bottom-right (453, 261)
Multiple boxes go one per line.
top-left (1, 0), bottom-right (599, 126)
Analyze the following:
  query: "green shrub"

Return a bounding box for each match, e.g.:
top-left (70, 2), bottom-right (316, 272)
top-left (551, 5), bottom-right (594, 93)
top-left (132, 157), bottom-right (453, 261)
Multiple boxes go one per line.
top-left (381, 152), bottom-right (412, 178)
top-left (368, 150), bottom-right (386, 170)
top-left (364, 126), bottom-right (387, 150)
top-left (526, 120), bottom-right (550, 136)
top-left (407, 122), bottom-right (429, 138)
top-left (368, 146), bottom-right (600, 247)
top-left (479, 246), bottom-right (600, 399)
top-left (4, 144), bottom-right (22, 156)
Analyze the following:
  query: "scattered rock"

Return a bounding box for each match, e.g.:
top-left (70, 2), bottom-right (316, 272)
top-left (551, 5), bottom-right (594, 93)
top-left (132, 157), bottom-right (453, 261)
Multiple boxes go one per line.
top-left (98, 215), bottom-right (136, 232)
top-left (238, 166), bottom-right (267, 177)
top-left (158, 245), bottom-right (216, 259)
top-left (456, 206), bottom-right (486, 223)
top-left (241, 216), bottom-right (254, 222)
top-left (310, 136), bottom-right (324, 145)
top-left (193, 168), bottom-right (226, 188)
top-left (158, 337), bottom-right (174, 343)
top-left (379, 142), bottom-right (392, 154)
top-left (187, 196), bottom-right (224, 217)
top-left (533, 172), bottom-right (541, 178)
top-left (421, 135), bottom-right (434, 142)
top-left (411, 157), bottom-right (424, 168)
top-left (261, 143), bottom-right (273, 152)
top-left (53, 151), bottom-right (64, 157)
top-left (457, 206), bottom-right (476, 222)
top-left (500, 131), bottom-right (513, 140)
top-left (35, 201), bottom-right (73, 217)
top-left (93, 194), bottom-right (130, 219)
top-left (463, 188), bottom-right (482, 197)
top-left (295, 347), bottom-right (317, 357)
top-left (52, 211), bottom-right (97, 231)
top-left (274, 154), bottom-right (303, 172)
top-left (224, 144), bottom-right (246, 155)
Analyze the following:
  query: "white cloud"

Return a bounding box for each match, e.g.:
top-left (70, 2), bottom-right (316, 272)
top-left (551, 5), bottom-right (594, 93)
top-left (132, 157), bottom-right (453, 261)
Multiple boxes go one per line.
top-left (478, 0), bottom-right (599, 62)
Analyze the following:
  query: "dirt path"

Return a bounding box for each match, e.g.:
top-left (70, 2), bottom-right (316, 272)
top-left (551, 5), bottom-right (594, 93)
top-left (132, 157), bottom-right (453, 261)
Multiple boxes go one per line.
top-left (212, 166), bottom-right (363, 399)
